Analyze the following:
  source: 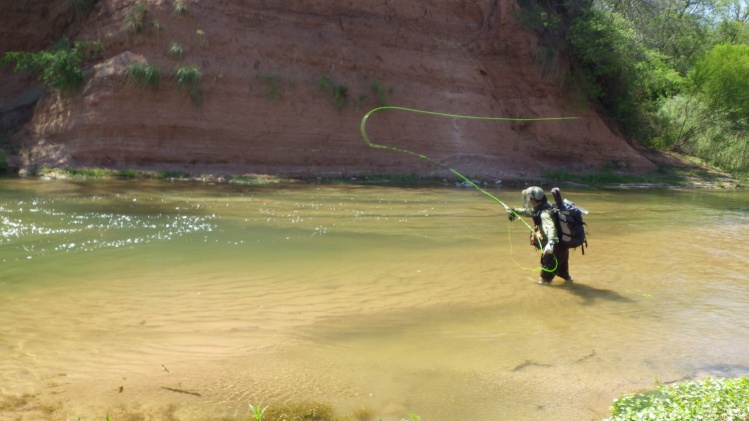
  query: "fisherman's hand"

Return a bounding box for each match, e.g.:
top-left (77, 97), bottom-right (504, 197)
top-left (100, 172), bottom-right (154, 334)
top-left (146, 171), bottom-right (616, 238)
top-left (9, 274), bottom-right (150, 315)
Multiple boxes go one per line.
top-left (543, 241), bottom-right (555, 255)
top-left (507, 210), bottom-right (516, 222)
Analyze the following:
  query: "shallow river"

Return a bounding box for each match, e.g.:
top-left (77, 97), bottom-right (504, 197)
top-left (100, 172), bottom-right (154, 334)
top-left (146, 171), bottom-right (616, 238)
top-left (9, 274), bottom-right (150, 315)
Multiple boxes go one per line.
top-left (0, 178), bottom-right (748, 421)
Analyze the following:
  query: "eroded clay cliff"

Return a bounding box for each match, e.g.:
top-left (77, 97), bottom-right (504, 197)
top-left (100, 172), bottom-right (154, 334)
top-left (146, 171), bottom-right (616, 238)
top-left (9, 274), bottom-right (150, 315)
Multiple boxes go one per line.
top-left (1, 0), bottom-right (658, 179)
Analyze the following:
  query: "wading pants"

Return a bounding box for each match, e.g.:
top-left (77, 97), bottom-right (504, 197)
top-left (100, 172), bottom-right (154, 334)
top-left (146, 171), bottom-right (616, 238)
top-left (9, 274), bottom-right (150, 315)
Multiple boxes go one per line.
top-left (540, 243), bottom-right (570, 282)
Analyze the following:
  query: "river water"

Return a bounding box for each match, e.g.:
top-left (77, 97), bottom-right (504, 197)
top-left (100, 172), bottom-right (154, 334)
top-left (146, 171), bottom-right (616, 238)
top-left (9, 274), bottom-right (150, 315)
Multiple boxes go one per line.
top-left (0, 178), bottom-right (747, 421)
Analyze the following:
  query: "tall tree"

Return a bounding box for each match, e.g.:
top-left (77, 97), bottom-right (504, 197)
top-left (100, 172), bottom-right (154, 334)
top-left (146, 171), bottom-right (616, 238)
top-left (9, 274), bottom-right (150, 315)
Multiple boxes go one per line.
top-left (598, 0), bottom-right (713, 73)
top-left (713, 0), bottom-right (749, 43)
top-left (690, 43), bottom-right (749, 126)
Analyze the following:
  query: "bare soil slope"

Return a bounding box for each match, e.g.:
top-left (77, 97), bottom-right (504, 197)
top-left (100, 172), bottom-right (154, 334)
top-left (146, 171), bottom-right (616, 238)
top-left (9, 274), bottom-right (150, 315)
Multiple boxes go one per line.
top-left (1, 0), bottom-right (658, 179)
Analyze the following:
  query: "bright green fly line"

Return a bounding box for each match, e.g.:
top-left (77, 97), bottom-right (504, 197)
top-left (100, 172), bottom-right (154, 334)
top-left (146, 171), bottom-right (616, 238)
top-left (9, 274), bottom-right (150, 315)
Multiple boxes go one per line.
top-left (359, 105), bottom-right (577, 274)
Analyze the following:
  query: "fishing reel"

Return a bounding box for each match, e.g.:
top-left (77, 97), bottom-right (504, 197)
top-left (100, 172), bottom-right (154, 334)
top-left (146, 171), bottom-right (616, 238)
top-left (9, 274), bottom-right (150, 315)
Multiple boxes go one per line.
top-left (529, 226), bottom-right (540, 248)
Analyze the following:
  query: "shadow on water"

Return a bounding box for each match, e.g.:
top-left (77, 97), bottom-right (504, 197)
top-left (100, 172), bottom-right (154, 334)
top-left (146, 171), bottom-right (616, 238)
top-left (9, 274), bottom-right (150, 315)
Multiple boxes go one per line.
top-left (690, 364), bottom-right (749, 379)
top-left (551, 281), bottom-right (636, 305)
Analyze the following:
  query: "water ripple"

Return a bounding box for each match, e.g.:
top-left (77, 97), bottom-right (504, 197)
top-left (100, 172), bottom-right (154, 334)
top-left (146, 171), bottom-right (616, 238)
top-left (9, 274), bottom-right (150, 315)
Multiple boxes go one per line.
top-left (0, 201), bottom-right (216, 257)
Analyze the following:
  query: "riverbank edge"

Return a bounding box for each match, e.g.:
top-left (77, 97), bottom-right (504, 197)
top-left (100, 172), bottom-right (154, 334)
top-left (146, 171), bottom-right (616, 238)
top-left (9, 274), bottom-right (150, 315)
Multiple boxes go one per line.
top-left (10, 162), bottom-right (744, 190)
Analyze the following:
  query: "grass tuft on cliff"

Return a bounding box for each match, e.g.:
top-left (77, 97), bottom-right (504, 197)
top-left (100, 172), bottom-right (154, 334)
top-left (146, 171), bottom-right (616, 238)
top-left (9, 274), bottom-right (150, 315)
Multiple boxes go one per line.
top-left (174, 65), bottom-right (202, 105)
top-left (125, 2), bottom-right (149, 35)
top-left (126, 63), bottom-right (160, 91)
top-left (174, 0), bottom-right (187, 15)
top-left (315, 75), bottom-right (349, 111)
top-left (168, 42), bottom-right (184, 59)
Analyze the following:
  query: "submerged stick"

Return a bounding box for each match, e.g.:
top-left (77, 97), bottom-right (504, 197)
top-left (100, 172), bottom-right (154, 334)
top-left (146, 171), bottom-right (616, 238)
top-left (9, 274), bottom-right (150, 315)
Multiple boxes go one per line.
top-left (161, 386), bottom-right (202, 397)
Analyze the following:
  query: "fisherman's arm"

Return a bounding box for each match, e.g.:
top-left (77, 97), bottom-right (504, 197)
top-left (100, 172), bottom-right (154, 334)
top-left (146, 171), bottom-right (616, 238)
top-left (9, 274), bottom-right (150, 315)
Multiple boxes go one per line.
top-left (507, 207), bottom-right (532, 220)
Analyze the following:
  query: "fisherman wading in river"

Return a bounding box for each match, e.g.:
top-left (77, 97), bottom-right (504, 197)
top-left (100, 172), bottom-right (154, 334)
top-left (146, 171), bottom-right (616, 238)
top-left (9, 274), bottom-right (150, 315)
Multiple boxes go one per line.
top-left (507, 186), bottom-right (574, 284)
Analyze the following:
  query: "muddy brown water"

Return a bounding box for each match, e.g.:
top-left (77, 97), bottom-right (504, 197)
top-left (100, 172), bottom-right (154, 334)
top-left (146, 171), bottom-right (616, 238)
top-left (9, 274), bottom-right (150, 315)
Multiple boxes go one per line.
top-left (1, 178), bottom-right (748, 421)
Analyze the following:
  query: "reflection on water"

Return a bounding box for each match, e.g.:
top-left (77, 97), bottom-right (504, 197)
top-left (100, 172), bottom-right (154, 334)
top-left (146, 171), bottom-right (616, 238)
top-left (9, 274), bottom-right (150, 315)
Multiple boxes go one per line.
top-left (0, 179), bottom-right (748, 420)
top-left (0, 201), bottom-right (215, 256)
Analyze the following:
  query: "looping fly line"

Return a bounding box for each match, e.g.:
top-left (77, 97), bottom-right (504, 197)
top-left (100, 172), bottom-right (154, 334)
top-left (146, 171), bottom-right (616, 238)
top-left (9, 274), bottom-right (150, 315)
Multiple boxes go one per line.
top-left (359, 105), bottom-right (578, 273)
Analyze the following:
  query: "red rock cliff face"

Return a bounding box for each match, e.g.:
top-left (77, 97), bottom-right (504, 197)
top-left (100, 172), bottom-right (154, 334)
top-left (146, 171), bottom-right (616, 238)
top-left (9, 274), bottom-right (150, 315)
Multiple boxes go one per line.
top-left (2, 0), bottom-right (657, 178)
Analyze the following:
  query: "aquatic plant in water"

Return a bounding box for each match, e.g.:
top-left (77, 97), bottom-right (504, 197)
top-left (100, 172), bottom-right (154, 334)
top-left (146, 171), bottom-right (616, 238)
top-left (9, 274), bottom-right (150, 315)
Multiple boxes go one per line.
top-left (377, 415), bottom-right (420, 421)
top-left (249, 403), bottom-right (268, 421)
top-left (606, 376), bottom-right (749, 420)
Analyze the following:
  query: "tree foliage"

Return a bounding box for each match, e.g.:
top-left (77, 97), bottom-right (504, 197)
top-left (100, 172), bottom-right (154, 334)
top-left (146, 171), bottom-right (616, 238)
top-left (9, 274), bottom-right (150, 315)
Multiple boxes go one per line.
top-left (567, 7), bottom-right (684, 137)
top-left (690, 43), bottom-right (749, 126)
top-left (612, 0), bottom-right (713, 73)
top-left (713, 0), bottom-right (749, 44)
top-left (651, 94), bottom-right (708, 152)
top-left (530, 0), bottom-right (749, 176)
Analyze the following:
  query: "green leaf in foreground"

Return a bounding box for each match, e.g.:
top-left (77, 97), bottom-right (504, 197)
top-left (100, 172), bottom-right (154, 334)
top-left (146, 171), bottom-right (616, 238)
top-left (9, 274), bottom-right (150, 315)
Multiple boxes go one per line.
top-left (606, 376), bottom-right (749, 421)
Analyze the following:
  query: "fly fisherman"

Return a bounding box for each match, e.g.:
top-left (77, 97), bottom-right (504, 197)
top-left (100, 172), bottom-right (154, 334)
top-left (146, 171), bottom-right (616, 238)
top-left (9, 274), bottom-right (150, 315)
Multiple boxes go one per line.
top-left (507, 186), bottom-right (573, 284)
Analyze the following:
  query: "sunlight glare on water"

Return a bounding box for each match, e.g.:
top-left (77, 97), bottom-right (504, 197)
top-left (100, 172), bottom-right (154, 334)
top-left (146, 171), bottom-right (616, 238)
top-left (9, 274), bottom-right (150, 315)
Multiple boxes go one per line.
top-left (0, 179), bottom-right (748, 421)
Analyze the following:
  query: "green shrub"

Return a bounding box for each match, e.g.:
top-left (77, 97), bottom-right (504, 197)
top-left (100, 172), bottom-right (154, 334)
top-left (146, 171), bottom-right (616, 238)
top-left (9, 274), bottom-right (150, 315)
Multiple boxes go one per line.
top-left (653, 93), bottom-right (749, 176)
top-left (126, 62), bottom-right (160, 90)
top-left (155, 170), bottom-right (189, 179)
top-left (692, 121), bottom-right (749, 177)
top-left (115, 169), bottom-right (138, 178)
top-left (1, 38), bottom-right (91, 91)
top-left (606, 377), bottom-right (749, 421)
top-left (647, 44), bottom-right (749, 177)
top-left (651, 94), bottom-right (705, 151)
